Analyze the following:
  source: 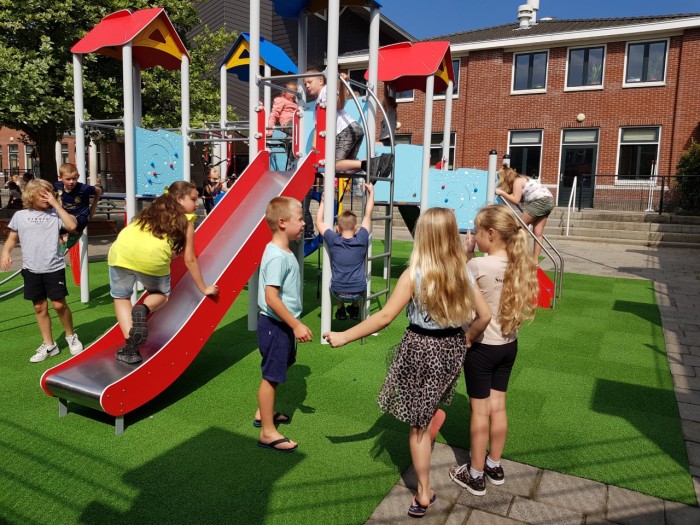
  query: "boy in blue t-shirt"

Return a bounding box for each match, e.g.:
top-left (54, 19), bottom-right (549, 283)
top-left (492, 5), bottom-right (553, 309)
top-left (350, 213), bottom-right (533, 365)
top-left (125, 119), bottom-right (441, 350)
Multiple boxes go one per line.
top-left (255, 196), bottom-right (312, 453)
top-left (53, 163), bottom-right (102, 249)
top-left (316, 182), bottom-right (374, 320)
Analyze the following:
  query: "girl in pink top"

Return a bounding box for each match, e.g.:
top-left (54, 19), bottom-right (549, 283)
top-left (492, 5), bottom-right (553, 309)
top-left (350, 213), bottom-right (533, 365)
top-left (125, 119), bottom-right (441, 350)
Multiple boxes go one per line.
top-left (267, 81), bottom-right (298, 137)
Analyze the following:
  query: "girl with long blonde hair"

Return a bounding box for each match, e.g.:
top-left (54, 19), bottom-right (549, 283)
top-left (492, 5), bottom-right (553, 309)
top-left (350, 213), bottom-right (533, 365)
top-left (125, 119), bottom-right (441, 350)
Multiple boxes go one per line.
top-left (450, 204), bottom-right (538, 496)
top-left (324, 207), bottom-right (491, 518)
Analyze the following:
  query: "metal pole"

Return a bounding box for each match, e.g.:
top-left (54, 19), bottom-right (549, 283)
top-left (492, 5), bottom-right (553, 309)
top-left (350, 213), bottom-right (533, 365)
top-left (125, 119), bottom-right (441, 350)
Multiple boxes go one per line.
top-left (441, 79), bottom-right (454, 168)
top-left (487, 149), bottom-right (497, 205)
top-left (73, 53), bottom-right (89, 303)
top-left (321, 0), bottom-right (341, 342)
top-left (247, 0), bottom-right (261, 331)
top-left (264, 63), bottom-right (272, 134)
top-left (133, 64), bottom-right (142, 127)
top-left (181, 54), bottom-right (190, 182)
top-left (420, 75), bottom-right (434, 210)
top-left (122, 43), bottom-right (136, 222)
top-left (220, 64), bottom-right (228, 177)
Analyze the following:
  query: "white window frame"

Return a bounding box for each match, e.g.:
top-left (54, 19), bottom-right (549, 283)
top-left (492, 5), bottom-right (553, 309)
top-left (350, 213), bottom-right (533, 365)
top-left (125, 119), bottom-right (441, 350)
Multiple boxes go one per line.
top-left (511, 50), bottom-right (548, 94)
top-left (396, 89), bottom-right (414, 103)
top-left (623, 38), bottom-right (668, 88)
top-left (434, 58), bottom-right (460, 100)
top-left (508, 129), bottom-right (544, 179)
top-left (430, 132), bottom-right (456, 168)
top-left (615, 126), bottom-right (661, 184)
top-left (347, 67), bottom-right (367, 96)
top-left (564, 44), bottom-right (606, 92)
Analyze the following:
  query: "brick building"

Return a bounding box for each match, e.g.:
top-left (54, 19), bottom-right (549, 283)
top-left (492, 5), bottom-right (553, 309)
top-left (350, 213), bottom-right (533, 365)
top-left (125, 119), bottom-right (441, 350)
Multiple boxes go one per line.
top-left (340, 10), bottom-right (700, 207)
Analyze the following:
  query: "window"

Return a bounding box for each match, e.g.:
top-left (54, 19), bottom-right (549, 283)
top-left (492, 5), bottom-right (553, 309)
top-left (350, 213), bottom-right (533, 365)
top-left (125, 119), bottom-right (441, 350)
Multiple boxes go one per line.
top-left (0, 146), bottom-right (3, 172)
top-left (347, 68), bottom-right (367, 96)
top-left (435, 59), bottom-right (460, 98)
top-left (395, 134), bottom-right (412, 145)
top-left (61, 144), bottom-right (69, 165)
top-left (25, 144), bottom-right (35, 173)
top-left (508, 130), bottom-right (542, 178)
top-left (8, 144), bottom-right (19, 174)
top-left (625, 40), bottom-right (667, 84)
top-left (513, 51), bottom-right (547, 92)
top-left (396, 89), bottom-right (414, 102)
top-left (567, 46), bottom-right (605, 88)
top-left (430, 132), bottom-right (456, 168)
top-left (618, 127), bottom-right (659, 180)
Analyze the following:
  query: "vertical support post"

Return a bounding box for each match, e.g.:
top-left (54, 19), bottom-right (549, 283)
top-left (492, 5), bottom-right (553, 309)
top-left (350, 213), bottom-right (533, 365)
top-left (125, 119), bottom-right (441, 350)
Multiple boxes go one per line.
top-left (115, 416), bottom-right (124, 436)
top-left (248, 0), bottom-right (262, 331)
top-left (122, 43), bottom-right (136, 221)
top-left (420, 76), bottom-right (435, 210)
top-left (73, 53), bottom-right (90, 303)
top-left (88, 139), bottom-right (98, 186)
top-left (441, 80), bottom-right (454, 169)
top-left (487, 149), bottom-right (498, 205)
top-left (219, 64), bottom-right (228, 177)
top-left (264, 64), bottom-right (272, 133)
top-left (58, 398), bottom-right (68, 417)
top-left (133, 64), bottom-right (142, 127)
top-left (181, 55), bottom-right (191, 182)
top-left (320, 0), bottom-right (341, 342)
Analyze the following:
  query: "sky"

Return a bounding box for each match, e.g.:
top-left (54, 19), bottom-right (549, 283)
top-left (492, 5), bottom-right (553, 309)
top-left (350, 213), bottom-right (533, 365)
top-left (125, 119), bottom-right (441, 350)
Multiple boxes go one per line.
top-left (379, 0), bottom-right (700, 39)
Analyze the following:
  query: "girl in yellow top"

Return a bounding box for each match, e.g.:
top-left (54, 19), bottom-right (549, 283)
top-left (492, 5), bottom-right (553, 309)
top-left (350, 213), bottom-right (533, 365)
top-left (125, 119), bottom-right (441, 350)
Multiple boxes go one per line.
top-left (108, 181), bottom-right (219, 364)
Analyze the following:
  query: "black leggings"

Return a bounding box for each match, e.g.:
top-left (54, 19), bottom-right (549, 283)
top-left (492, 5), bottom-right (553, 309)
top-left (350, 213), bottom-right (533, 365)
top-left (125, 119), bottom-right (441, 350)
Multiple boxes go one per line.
top-left (464, 340), bottom-right (518, 399)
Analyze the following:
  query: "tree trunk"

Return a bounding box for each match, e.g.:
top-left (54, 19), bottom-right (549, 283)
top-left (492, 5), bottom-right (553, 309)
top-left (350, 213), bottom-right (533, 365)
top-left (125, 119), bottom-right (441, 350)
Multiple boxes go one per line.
top-left (35, 125), bottom-right (61, 183)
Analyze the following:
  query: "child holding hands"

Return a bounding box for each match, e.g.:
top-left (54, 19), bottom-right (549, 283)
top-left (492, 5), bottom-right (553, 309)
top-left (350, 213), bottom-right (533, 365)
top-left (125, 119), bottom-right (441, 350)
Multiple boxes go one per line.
top-left (449, 204), bottom-right (538, 496)
top-left (324, 207), bottom-right (491, 518)
top-left (255, 197), bottom-right (313, 452)
top-left (108, 181), bottom-right (219, 364)
top-left (1, 179), bottom-right (84, 362)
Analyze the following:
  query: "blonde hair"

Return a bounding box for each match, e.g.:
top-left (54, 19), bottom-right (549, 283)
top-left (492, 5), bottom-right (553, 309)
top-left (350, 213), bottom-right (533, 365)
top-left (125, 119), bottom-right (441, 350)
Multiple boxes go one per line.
top-left (409, 207), bottom-right (475, 327)
top-left (22, 179), bottom-right (53, 208)
top-left (59, 163), bottom-right (79, 178)
top-left (474, 204), bottom-right (538, 334)
top-left (497, 165), bottom-right (520, 195)
top-left (265, 196), bottom-right (301, 232)
top-left (337, 210), bottom-right (357, 232)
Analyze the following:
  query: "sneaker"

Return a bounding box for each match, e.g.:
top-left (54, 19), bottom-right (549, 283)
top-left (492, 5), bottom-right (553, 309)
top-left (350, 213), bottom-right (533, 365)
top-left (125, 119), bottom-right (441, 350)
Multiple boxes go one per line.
top-left (30, 342), bottom-right (59, 363)
top-left (335, 307), bottom-right (348, 321)
top-left (115, 340), bottom-right (142, 364)
top-left (129, 304), bottom-right (149, 344)
top-left (369, 153), bottom-right (394, 181)
top-left (484, 457), bottom-right (505, 485)
top-left (66, 333), bottom-right (83, 356)
top-left (346, 305), bottom-right (360, 320)
top-left (449, 463), bottom-right (486, 496)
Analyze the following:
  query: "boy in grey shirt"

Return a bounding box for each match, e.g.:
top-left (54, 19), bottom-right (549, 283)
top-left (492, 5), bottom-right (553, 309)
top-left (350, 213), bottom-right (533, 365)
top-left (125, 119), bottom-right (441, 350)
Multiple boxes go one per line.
top-left (1, 179), bottom-right (84, 362)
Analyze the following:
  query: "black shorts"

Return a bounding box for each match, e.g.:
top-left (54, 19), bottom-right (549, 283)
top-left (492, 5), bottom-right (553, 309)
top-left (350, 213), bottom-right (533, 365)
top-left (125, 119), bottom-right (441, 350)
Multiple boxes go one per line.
top-left (464, 340), bottom-right (518, 399)
top-left (257, 314), bottom-right (297, 384)
top-left (22, 268), bottom-right (69, 302)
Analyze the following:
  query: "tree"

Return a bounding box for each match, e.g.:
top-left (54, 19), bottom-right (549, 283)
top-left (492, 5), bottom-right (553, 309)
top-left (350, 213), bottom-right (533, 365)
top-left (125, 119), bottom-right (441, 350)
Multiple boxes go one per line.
top-left (675, 139), bottom-right (700, 214)
top-left (0, 0), bottom-right (236, 182)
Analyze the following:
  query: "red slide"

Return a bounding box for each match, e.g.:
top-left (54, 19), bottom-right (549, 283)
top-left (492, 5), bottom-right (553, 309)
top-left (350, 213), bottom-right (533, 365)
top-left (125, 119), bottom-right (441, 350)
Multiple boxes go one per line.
top-left (40, 151), bottom-right (316, 427)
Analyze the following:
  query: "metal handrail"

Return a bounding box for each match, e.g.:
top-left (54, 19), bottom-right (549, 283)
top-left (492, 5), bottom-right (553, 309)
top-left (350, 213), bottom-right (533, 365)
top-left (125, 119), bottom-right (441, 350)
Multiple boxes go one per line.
top-left (566, 176), bottom-right (577, 237)
top-left (496, 197), bottom-right (564, 305)
top-left (0, 269), bottom-right (23, 300)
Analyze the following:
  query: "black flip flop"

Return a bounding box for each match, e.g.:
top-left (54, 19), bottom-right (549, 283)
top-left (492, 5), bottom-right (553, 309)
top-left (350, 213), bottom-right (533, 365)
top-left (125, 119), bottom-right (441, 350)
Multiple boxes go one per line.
top-left (257, 437), bottom-right (298, 453)
top-left (407, 493), bottom-right (436, 518)
top-left (253, 412), bottom-right (290, 428)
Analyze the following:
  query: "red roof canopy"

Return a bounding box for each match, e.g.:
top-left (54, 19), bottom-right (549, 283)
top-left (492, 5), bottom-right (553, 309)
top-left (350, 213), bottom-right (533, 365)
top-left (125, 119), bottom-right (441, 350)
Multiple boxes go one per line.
top-left (71, 8), bottom-right (189, 71)
top-left (367, 41), bottom-right (455, 93)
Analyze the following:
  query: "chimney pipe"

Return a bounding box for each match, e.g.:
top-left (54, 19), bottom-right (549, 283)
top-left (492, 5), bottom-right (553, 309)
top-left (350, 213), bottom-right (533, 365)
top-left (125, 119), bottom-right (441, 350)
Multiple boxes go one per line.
top-left (527, 0), bottom-right (540, 24)
top-left (518, 4), bottom-right (533, 29)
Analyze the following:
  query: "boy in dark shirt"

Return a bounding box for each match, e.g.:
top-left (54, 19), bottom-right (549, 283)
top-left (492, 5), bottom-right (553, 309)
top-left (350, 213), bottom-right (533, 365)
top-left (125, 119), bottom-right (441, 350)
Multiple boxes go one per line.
top-left (53, 163), bottom-right (102, 249)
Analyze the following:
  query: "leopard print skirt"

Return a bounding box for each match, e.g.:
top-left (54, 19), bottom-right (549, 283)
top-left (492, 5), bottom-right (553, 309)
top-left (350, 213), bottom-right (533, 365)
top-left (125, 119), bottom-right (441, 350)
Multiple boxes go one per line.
top-left (377, 327), bottom-right (467, 430)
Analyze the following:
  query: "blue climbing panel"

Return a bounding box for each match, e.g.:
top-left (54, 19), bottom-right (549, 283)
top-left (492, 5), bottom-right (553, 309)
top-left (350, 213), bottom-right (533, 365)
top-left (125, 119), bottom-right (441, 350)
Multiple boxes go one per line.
top-left (135, 127), bottom-right (184, 197)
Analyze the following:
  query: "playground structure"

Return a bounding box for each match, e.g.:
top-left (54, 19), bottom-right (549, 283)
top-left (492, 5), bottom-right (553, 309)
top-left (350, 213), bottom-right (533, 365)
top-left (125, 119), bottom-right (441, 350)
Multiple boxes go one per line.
top-left (39, 1), bottom-right (562, 434)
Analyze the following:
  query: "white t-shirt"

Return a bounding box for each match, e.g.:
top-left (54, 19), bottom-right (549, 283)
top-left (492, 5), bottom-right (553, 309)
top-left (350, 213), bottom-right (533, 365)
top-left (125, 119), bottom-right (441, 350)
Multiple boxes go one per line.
top-left (8, 209), bottom-right (66, 273)
top-left (467, 255), bottom-right (517, 345)
top-left (316, 85), bottom-right (355, 135)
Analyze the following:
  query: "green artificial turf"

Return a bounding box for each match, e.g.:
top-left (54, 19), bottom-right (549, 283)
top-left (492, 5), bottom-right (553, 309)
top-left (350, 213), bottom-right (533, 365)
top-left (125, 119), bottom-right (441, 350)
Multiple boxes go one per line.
top-left (0, 240), bottom-right (695, 524)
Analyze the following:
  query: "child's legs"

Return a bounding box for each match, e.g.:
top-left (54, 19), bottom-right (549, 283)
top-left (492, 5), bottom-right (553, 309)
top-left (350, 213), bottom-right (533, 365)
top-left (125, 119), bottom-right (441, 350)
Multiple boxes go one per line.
top-left (51, 298), bottom-right (74, 336)
top-left (409, 426), bottom-right (434, 505)
top-left (32, 299), bottom-right (53, 344)
top-left (469, 397), bottom-right (491, 472)
top-left (335, 123), bottom-right (364, 172)
top-left (142, 293), bottom-right (168, 314)
top-left (113, 298), bottom-right (134, 339)
top-left (257, 315), bottom-right (297, 445)
top-left (487, 390), bottom-right (508, 461)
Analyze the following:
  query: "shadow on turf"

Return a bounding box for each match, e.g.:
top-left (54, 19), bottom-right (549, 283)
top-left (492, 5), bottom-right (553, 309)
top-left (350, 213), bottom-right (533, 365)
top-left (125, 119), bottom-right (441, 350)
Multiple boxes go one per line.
top-left (613, 299), bottom-right (662, 325)
top-left (79, 427), bottom-right (305, 524)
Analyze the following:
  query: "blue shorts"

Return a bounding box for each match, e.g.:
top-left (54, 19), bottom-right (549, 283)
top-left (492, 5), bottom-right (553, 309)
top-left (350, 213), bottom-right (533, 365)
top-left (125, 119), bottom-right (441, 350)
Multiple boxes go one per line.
top-left (109, 266), bottom-right (171, 299)
top-left (257, 314), bottom-right (297, 384)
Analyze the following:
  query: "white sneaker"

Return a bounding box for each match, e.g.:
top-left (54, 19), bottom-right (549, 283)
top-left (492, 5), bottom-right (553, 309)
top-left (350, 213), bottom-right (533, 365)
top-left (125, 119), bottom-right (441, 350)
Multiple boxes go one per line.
top-left (66, 333), bottom-right (83, 355)
top-left (30, 342), bottom-right (59, 363)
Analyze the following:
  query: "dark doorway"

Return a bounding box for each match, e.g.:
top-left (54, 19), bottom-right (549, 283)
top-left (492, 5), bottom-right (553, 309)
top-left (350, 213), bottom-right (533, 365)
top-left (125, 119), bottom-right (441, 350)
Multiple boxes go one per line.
top-left (559, 145), bottom-right (596, 208)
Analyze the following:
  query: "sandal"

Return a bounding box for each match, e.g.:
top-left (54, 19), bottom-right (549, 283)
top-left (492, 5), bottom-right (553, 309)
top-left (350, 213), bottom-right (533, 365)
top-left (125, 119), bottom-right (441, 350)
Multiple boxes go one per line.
top-left (253, 412), bottom-right (291, 428)
top-left (257, 437), bottom-right (298, 453)
top-left (407, 493), bottom-right (436, 518)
